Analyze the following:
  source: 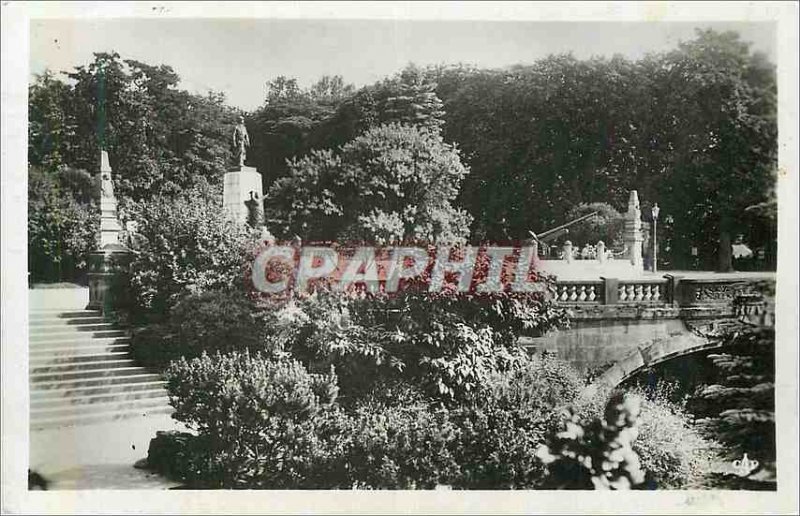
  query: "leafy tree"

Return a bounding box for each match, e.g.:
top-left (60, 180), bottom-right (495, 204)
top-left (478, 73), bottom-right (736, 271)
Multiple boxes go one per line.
top-left (267, 123), bottom-right (472, 244)
top-left (248, 75), bottom-right (355, 188)
top-left (28, 166), bottom-right (99, 282)
top-left (656, 30), bottom-right (777, 271)
top-left (29, 53), bottom-right (238, 201)
top-left (383, 64), bottom-right (445, 132)
top-left (564, 202), bottom-right (624, 249)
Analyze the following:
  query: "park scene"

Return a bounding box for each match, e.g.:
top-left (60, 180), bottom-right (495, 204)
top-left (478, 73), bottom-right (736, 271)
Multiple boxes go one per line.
top-left (25, 19), bottom-right (777, 492)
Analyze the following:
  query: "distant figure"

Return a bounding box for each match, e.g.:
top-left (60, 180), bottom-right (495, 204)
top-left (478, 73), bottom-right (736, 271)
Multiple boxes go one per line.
top-left (232, 115), bottom-right (250, 168)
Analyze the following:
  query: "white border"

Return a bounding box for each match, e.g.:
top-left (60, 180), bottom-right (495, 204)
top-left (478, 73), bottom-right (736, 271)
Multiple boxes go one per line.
top-left (3, 2), bottom-right (798, 514)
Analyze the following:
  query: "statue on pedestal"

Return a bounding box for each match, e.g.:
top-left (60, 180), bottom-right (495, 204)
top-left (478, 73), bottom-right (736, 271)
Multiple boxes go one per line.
top-left (232, 115), bottom-right (250, 168)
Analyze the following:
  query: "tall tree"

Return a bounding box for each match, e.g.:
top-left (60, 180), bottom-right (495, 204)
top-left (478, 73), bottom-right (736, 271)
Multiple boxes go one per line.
top-left (267, 123), bottom-right (472, 244)
top-left (657, 30), bottom-right (777, 271)
top-left (29, 52), bottom-right (237, 201)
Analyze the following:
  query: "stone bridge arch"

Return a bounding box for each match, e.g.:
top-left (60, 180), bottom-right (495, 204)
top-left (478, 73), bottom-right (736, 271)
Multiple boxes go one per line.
top-left (576, 303), bottom-right (775, 403)
top-left (520, 272), bottom-right (775, 402)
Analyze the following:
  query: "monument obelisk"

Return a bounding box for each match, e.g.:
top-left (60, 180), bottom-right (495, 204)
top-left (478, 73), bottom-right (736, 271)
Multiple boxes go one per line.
top-left (86, 150), bottom-right (132, 312)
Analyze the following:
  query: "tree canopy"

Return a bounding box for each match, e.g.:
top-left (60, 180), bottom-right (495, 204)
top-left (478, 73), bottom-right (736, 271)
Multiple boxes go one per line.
top-left (29, 29), bottom-right (777, 276)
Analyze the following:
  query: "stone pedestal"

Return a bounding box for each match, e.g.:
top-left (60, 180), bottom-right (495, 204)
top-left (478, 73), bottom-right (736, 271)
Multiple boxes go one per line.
top-left (86, 245), bottom-right (133, 313)
top-left (623, 191), bottom-right (643, 270)
top-left (223, 166), bottom-right (263, 225)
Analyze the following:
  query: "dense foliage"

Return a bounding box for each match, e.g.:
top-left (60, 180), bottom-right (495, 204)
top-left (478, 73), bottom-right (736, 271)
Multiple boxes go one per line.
top-left (579, 385), bottom-right (718, 489)
top-left (687, 325), bottom-right (775, 467)
top-left (122, 184), bottom-right (260, 319)
top-left (28, 166), bottom-right (99, 282)
top-left (130, 290), bottom-right (277, 368)
top-left (155, 349), bottom-right (584, 489)
top-left (267, 123), bottom-right (472, 244)
top-left (432, 30), bottom-right (776, 269)
top-left (263, 284), bottom-right (569, 401)
top-left (165, 351), bottom-right (339, 488)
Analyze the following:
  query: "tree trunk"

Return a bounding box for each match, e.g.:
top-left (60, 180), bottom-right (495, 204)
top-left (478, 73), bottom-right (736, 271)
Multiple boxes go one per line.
top-left (717, 227), bottom-right (734, 272)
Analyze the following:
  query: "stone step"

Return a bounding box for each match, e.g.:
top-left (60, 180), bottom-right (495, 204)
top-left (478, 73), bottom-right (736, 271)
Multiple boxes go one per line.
top-left (31, 380), bottom-right (168, 400)
top-left (31, 395), bottom-right (170, 418)
top-left (31, 388), bottom-right (168, 410)
top-left (30, 322), bottom-right (118, 334)
top-left (28, 336), bottom-right (131, 349)
top-left (31, 373), bottom-right (162, 392)
top-left (30, 369), bottom-right (159, 387)
top-left (30, 343), bottom-right (131, 358)
top-left (30, 330), bottom-right (128, 344)
top-left (29, 316), bottom-right (107, 327)
top-left (30, 351), bottom-right (131, 365)
top-left (29, 310), bottom-right (101, 319)
top-left (30, 358), bottom-right (136, 375)
top-left (30, 365), bottom-right (150, 383)
top-left (30, 403), bottom-right (174, 431)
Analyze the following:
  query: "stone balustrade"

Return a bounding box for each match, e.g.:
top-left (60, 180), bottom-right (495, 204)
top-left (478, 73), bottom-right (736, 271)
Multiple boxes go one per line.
top-left (552, 273), bottom-right (775, 313)
top-left (550, 280), bottom-right (604, 304)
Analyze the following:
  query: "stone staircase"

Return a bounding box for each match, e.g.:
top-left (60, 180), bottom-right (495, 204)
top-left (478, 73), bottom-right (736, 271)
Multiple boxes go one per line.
top-left (29, 308), bottom-right (172, 430)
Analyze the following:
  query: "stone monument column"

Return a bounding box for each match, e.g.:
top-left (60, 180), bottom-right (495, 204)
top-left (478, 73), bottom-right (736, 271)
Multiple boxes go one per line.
top-left (86, 151), bottom-right (132, 312)
top-left (623, 190), bottom-right (644, 270)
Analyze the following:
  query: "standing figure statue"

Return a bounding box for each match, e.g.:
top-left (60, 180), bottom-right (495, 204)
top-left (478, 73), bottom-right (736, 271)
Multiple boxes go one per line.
top-left (232, 115), bottom-right (250, 168)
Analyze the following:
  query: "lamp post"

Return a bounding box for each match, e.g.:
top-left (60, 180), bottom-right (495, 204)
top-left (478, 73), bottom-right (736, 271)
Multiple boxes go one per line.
top-left (651, 203), bottom-right (660, 273)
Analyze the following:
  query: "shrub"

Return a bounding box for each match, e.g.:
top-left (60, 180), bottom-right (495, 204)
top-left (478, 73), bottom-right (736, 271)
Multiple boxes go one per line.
top-left (131, 290), bottom-right (278, 369)
top-left (451, 353), bottom-right (584, 488)
top-left (578, 385), bottom-right (718, 489)
top-left (165, 351), bottom-right (339, 488)
top-left (537, 392), bottom-right (647, 490)
top-left (333, 400), bottom-right (461, 489)
top-left (123, 184), bottom-right (260, 320)
top-left (264, 284), bottom-right (569, 402)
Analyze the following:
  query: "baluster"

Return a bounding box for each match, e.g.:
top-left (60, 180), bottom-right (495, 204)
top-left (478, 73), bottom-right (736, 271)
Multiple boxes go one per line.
top-left (627, 285), bottom-right (636, 301)
top-left (634, 284), bottom-right (644, 301)
top-left (588, 285), bottom-right (596, 302)
top-left (577, 285), bottom-right (586, 302)
top-left (618, 284), bottom-right (627, 302)
top-left (652, 285), bottom-right (661, 302)
top-left (643, 285), bottom-right (652, 301)
top-left (558, 285), bottom-right (568, 302)
top-left (568, 285), bottom-right (578, 302)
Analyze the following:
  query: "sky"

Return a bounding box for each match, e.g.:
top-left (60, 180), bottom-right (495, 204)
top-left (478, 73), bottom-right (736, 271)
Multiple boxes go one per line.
top-left (30, 19), bottom-right (776, 111)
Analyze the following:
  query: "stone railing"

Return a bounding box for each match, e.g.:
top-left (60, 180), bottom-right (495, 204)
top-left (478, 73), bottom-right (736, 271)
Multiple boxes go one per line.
top-left (550, 280), bottom-right (604, 304)
top-left (552, 274), bottom-right (775, 310)
top-left (615, 279), bottom-right (666, 304)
